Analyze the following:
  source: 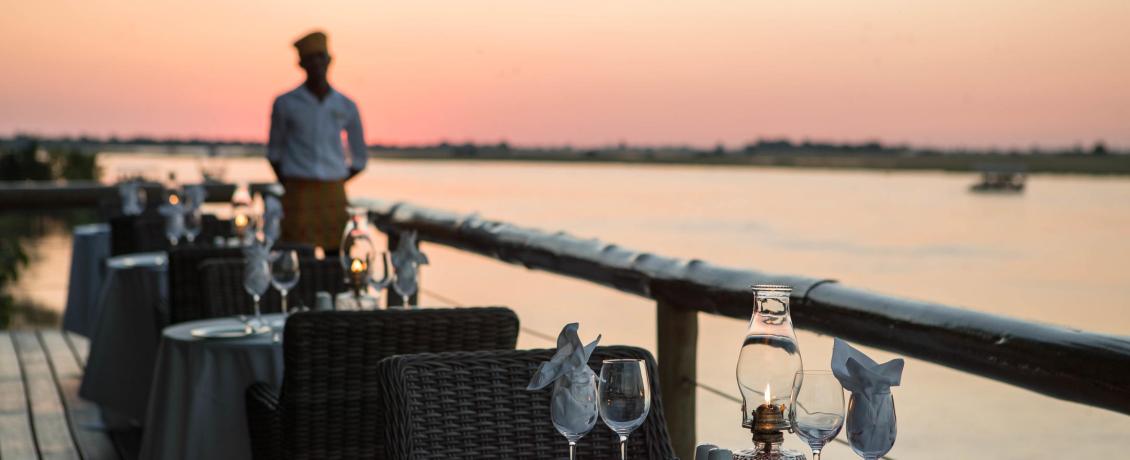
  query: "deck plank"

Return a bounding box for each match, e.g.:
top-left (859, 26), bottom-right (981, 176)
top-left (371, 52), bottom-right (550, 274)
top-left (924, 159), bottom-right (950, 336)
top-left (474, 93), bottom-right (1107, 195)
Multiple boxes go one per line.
top-left (41, 331), bottom-right (121, 460)
top-left (0, 332), bottom-right (38, 459)
top-left (65, 332), bottom-right (91, 368)
top-left (13, 331), bottom-right (80, 460)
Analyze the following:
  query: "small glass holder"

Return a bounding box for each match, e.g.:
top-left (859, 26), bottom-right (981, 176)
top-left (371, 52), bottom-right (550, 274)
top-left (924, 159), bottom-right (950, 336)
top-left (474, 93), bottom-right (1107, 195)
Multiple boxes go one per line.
top-left (334, 292), bottom-right (379, 310)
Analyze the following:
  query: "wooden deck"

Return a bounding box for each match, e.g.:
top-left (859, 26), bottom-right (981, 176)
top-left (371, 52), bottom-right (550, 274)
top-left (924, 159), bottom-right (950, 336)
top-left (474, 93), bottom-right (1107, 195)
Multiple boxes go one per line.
top-left (0, 330), bottom-right (124, 460)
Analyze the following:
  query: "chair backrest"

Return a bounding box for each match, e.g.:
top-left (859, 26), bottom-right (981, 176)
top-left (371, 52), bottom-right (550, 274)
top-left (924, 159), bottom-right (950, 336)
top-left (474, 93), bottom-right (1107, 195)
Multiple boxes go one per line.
top-left (168, 246), bottom-right (244, 323)
top-left (279, 308), bottom-right (521, 460)
top-left (109, 214), bottom-right (166, 256)
top-left (196, 255), bottom-right (342, 319)
top-left (377, 346), bottom-right (677, 460)
top-left (110, 214), bottom-right (230, 257)
top-left (167, 245), bottom-right (311, 323)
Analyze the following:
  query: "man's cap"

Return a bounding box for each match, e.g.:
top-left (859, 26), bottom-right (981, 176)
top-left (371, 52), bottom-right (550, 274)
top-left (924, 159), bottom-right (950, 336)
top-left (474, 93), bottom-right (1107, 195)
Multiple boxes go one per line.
top-left (294, 31), bottom-right (328, 57)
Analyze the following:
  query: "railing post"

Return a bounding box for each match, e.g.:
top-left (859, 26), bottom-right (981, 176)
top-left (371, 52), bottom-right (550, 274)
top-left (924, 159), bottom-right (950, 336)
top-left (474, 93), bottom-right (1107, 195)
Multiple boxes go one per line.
top-left (656, 299), bottom-right (697, 460)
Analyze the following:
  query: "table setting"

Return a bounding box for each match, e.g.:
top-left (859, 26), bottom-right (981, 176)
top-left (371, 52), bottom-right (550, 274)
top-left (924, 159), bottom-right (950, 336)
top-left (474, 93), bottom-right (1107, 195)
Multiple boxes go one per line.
top-left (138, 313), bottom-right (287, 460)
top-left (694, 285), bottom-right (904, 460)
top-left (528, 323), bottom-right (656, 460)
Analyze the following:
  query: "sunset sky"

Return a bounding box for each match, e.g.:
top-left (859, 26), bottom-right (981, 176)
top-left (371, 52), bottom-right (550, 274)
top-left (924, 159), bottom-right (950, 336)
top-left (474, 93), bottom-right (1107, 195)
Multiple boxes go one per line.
top-left (1, 0), bottom-right (1127, 148)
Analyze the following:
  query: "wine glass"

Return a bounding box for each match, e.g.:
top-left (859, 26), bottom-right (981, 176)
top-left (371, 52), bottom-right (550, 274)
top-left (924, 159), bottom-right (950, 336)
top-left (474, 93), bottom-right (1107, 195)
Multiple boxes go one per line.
top-left (183, 208), bottom-right (202, 244)
top-left (270, 250), bottom-right (301, 313)
top-left (791, 371), bottom-right (845, 460)
top-left (551, 373), bottom-right (599, 460)
top-left (243, 258), bottom-right (271, 333)
top-left (598, 359), bottom-right (651, 460)
top-left (847, 392), bottom-right (896, 460)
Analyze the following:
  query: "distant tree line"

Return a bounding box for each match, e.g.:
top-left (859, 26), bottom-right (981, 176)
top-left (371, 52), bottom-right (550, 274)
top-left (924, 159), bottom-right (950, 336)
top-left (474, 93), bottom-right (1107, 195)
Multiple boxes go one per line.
top-left (0, 133), bottom-right (1120, 158)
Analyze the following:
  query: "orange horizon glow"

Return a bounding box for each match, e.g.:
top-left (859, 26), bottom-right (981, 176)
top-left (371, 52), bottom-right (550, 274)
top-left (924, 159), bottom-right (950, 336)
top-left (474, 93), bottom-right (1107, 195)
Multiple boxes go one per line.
top-left (1, 0), bottom-right (1128, 149)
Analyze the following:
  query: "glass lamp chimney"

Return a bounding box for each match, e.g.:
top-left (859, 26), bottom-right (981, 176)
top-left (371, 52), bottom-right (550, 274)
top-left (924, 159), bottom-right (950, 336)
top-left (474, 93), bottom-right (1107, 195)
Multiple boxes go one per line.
top-left (736, 285), bottom-right (803, 429)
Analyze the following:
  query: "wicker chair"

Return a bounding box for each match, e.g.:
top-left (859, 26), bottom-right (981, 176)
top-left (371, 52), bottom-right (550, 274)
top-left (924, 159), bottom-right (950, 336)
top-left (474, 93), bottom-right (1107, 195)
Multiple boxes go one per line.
top-left (377, 346), bottom-right (677, 460)
top-left (168, 244), bottom-right (314, 323)
top-left (245, 308), bottom-right (521, 460)
top-left (197, 256), bottom-right (342, 319)
top-left (109, 214), bottom-right (166, 256)
top-left (110, 214), bottom-right (231, 256)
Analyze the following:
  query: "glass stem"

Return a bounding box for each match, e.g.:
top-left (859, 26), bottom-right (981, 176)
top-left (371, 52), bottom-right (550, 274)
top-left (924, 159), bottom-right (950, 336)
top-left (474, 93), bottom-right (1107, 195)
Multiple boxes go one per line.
top-left (253, 294), bottom-right (263, 327)
top-left (811, 449), bottom-right (821, 460)
top-left (280, 290), bottom-right (288, 314)
top-left (568, 441), bottom-right (576, 460)
top-left (619, 435), bottom-right (627, 460)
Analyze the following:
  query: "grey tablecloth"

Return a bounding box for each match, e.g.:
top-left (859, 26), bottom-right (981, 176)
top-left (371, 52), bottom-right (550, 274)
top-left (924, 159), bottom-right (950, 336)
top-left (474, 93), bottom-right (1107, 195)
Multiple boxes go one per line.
top-left (139, 314), bottom-right (285, 460)
top-left (61, 223), bottom-right (111, 337)
top-left (78, 252), bottom-right (169, 424)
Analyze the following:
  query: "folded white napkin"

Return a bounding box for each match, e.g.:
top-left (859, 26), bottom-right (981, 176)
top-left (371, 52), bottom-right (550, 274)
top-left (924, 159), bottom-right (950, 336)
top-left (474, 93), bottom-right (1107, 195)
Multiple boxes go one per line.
top-left (527, 323), bottom-right (602, 433)
top-left (527, 323), bottom-right (601, 391)
top-left (158, 198), bottom-right (184, 241)
top-left (242, 241), bottom-right (271, 296)
top-left (119, 182), bottom-right (144, 216)
top-left (183, 184), bottom-right (207, 212)
top-left (262, 195), bottom-right (284, 246)
top-left (832, 338), bottom-right (903, 454)
top-left (831, 338), bottom-right (903, 394)
top-left (391, 230), bottom-right (429, 299)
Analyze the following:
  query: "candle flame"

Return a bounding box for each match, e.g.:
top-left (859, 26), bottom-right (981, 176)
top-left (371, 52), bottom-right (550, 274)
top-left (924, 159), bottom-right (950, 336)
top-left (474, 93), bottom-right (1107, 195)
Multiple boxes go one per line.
top-left (764, 383), bottom-right (771, 405)
top-left (350, 258), bottom-right (366, 273)
top-left (169, 194), bottom-right (180, 205)
top-left (234, 214), bottom-right (248, 227)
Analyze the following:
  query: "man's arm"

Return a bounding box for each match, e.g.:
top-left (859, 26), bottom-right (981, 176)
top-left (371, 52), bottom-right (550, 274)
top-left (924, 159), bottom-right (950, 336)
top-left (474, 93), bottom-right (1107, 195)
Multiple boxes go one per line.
top-left (344, 102), bottom-right (367, 181)
top-left (267, 98), bottom-right (287, 181)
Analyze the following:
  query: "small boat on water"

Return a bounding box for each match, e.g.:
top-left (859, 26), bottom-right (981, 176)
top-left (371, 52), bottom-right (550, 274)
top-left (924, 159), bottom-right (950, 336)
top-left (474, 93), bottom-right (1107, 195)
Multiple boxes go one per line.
top-left (970, 165), bottom-right (1026, 193)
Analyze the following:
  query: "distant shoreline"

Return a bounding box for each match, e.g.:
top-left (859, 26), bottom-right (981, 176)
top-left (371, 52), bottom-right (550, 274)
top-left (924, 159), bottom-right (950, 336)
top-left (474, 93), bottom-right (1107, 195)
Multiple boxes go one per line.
top-left (370, 150), bottom-right (1130, 176)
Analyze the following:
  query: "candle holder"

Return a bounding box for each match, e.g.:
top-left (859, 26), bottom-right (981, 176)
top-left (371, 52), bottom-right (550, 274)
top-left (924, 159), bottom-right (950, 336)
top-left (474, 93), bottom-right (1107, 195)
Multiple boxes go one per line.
top-left (734, 402), bottom-right (805, 460)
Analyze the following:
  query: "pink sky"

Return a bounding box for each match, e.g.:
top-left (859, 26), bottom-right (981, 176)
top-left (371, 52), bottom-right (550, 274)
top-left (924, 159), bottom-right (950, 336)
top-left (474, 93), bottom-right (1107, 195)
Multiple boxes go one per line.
top-left (1, 0), bottom-right (1127, 149)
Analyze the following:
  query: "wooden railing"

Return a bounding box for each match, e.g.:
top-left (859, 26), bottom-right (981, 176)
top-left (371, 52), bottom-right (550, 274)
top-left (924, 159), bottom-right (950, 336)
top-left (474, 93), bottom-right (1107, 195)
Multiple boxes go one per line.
top-left (357, 198), bottom-right (1130, 460)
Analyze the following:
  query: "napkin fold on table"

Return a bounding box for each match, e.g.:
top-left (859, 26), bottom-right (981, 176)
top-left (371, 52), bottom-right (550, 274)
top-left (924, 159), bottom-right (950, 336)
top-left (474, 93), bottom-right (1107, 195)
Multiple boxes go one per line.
top-left (390, 230), bottom-right (429, 299)
top-left (242, 240), bottom-right (271, 296)
top-left (527, 323), bottom-right (602, 432)
top-left (183, 184), bottom-right (207, 212)
top-left (526, 322), bottom-right (601, 391)
top-left (831, 338), bottom-right (903, 452)
top-left (261, 194), bottom-right (284, 246)
top-left (831, 338), bottom-right (904, 395)
top-left (119, 182), bottom-right (144, 216)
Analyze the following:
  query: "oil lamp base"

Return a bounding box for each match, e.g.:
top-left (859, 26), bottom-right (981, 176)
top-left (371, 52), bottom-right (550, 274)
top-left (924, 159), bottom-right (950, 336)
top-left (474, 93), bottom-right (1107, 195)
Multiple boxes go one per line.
top-left (733, 445), bottom-right (806, 460)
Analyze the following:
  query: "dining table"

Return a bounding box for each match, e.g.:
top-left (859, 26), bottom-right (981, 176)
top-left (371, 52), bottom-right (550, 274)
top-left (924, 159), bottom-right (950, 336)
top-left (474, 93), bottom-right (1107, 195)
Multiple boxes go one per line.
top-left (61, 223), bottom-right (111, 337)
top-left (77, 251), bottom-right (169, 425)
top-left (139, 313), bottom-right (286, 460)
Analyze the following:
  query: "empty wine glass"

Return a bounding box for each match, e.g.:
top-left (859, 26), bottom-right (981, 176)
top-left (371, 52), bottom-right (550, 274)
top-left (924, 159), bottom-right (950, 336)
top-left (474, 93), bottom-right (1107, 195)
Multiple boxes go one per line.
top-left (847, 392), bottom-right (896, 460)
top-left (792, 371), bottom-right (845, 460)
top-left (243, 258), bottom-right (271, 333)
top-left (183, 208), bottom-right (202, 244)
top-left (270, 250), bottom-right (300, 313)
top-left (598, 359), bottom-right (651, 460)
top-left (551, 372), bottom-right (599, 460)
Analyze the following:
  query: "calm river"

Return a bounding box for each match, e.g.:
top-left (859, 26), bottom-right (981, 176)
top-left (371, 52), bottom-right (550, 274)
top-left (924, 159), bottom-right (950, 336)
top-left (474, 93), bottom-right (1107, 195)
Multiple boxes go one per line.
top-left (17, 154), bottom-right (1130, 459)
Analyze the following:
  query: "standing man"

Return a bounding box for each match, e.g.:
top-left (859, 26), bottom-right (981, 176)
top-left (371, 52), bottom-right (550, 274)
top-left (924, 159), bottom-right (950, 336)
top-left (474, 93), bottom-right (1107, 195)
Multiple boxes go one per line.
top-left (268, 30), bottom-right (367, 251)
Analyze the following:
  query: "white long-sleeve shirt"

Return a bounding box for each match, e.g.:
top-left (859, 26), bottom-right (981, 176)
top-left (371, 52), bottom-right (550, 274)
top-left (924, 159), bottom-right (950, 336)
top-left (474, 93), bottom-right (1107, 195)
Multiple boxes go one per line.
top-left (267, 85), bottom-right (367, 181)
